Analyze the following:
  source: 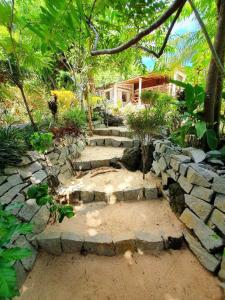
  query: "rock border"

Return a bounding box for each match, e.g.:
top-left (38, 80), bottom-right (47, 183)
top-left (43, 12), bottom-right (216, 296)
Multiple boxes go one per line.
top-left (57, 185), bottom-right (159, 203)
top-left (36, 230), bottom-right (183, 256)
top-left (152, 139), bottom-right (225, 281)
top-left (88, 137), bottom-right (140, 148)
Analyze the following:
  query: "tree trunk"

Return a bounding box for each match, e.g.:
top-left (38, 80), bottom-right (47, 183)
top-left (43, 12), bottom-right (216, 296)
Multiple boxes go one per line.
top-left (214, 0), bottom-right (225, 137)
top-left (204, 0), bottom-right (225, 130)
top-left (18, 84), bottom-right (36, 129)
top-left (84, 85), bottom-right (93, 136)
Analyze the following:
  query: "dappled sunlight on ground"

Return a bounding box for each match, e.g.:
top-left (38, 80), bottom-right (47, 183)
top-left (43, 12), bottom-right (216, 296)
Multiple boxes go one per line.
top-left (18, 251), bottom-right (224, 300)
top-left (46, 200), bottom-right (184, 239)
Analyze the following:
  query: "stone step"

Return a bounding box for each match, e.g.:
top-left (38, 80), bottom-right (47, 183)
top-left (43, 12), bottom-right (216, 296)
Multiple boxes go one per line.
top-left (36, 200), bottom-right (184, 256)
top-left (93, 126), bottom-right (130, 138)
top-left (56, 169), bottom-right (159, 203)
top-left (73, 146), bottom-right (124, 171)
top-left (88, 135), bottom-right (139, 148)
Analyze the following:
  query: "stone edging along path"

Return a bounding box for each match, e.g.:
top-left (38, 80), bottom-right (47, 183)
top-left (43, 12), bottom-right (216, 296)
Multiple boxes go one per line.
top-left (57, 185), bottom-right (158, 203)
top-left (88, 137), bottom-right (140, 148)
top-left (36, 230), bottom-right (183, 256)
top-left (93, 127), bottom-right (130, 138)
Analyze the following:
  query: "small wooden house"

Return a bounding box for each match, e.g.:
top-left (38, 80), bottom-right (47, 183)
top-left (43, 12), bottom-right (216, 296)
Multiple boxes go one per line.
top-left (97, 70), bottom-right (185, 107)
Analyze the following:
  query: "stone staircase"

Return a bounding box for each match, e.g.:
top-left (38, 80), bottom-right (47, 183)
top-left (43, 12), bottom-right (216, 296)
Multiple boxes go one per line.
top-left (36, 126), bottom-right (184, 257)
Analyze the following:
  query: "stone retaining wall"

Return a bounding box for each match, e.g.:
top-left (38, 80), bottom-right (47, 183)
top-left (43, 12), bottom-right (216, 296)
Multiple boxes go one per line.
top-left (57, 185), bottom-right (158, 204)
top-left (152, 139), bottom-right (225, 281)
top-left (0, 135), bottom-right (85, 287)
top-left (36, 230), bottom-right (181, 257)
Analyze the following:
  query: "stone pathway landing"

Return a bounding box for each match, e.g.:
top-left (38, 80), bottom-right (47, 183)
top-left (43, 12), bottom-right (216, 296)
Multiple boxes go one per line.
top-left (37, 126), bottom-right (184, 257)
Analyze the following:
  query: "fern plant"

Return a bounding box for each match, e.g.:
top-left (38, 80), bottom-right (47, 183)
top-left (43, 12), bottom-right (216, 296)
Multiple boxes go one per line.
top-left (0, 126), bottom-right (27, 172)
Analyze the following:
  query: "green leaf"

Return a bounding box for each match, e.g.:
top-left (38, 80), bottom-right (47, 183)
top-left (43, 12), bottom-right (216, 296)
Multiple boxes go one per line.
top-left (195, 121), bottom-right (206, 139)
top-left (36, 195), bottom-right (53, 206)
top-left (0, 263), bottom-right (18, 298)
top-left (206, 129), bottom-right (218, 150)
top-left (194, 85), bottom-right (205, 104)
top-left (1, 248), bottom-right (32, 262)
top-left (170, 79), bottom-right (187, 88)
top-left (27, 185), bottom-right (38, 199)
top-left (220, 146), bottom-right (225, 155)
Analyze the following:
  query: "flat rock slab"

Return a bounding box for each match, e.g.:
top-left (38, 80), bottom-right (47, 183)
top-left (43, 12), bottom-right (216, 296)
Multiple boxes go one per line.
top-left (210, 209), bottom-right (225, 235)
top-left (88, 135), bottom-right (134, 148)
top-left (184, 231), bottom-right (220, 272)
top-left (184, 194), bottom-right (212, 221)
top-left (61, 232), bottom-right (84, 253)
top-left (180, 208), bottom-right (223, 252)
top-left (136, 232), bottom-right (164, 252)
top-left (113, 233), bottom-right (136, 254)
top-left (84, 234), bottom-right (115, 256)
top-left (37, 232), bottom-right (62, 255)
top-left (93, 127), bottom-right (130, 138)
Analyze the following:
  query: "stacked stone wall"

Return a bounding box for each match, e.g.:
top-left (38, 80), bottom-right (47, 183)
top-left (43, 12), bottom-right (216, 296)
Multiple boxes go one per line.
top-left (152, 140), bottom-right (225, 281)
top-left (0, 135), bottom-right (85, 286)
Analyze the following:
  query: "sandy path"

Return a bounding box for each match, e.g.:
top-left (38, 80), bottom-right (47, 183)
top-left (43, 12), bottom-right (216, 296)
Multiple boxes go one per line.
top-left (76, 146), bottom-right (124, 161)
top-left (18, 250), bottom-right (224, 300)
top-left (46, 200), bottom-right (184, 239)
top-left (67, 169), bottom-right (158, 192)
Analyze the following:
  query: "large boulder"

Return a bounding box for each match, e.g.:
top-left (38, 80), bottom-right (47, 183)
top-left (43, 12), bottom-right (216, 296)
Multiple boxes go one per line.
top-left (121, 144), bottom-right (154, 173)
top-left (104, 114), bottom-right (124, 127)
top-left (121, 146), bottom-right (141, 171)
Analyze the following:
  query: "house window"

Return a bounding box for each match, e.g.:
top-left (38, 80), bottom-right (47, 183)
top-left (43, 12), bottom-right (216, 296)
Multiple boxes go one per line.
top-left (122, 91), bottom-right (127, 102)
top-left (105, 91), bottom-right (110, 100)
top-left (177, 74), bottom-right (184, 81)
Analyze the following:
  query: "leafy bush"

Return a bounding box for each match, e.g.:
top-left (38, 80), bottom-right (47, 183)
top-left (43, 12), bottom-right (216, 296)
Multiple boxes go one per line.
top-left (171, 80), bottom-right (219, 150)
top-left (0, 126), bottom-right (28, 172)
top-left (127, 108), bottom-right (165, 139)
top-left (0, 206), bottom-right (33, 299)
top-left (29, 132), bottom-right (53, 153)
top-left (127, 108), bottom-right (165, 179)
top-left (62, 107), bottom-right (87, 130)
top-left (27, 183), bottom-right (75, 223)
top-left (141, 90), bottom-right (159, 106)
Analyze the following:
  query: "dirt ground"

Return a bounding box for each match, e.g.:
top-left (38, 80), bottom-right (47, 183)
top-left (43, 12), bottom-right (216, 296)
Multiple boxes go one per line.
top-left (68, 169), bottom-right (158, 192)
top-left (18, 250), bottom-right (225, 300)
top-left (46, 200), bottom-right (184, 239)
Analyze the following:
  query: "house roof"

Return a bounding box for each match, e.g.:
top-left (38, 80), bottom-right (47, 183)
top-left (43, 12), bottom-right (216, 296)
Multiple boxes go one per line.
top-left (119, 73), bottom-right (169, 85)
top-left (97, 73), bottom-right (170, 89)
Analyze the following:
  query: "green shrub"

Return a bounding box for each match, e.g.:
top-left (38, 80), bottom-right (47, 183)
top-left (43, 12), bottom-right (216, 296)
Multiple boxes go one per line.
top-left (126, 108), bottom-right (165, 179)
top-left (0, 206), bottom-right (33, 299)
top-left (27, 183), bottom-right (75, 223)
top-left (29, 132), bottom-right (53, 153)
top-left (0, 126), bottom-right (28, 172)
top-left (62, 108), bottom-right (87, 130)
top-left (141, 90), bottom-right (159, 106)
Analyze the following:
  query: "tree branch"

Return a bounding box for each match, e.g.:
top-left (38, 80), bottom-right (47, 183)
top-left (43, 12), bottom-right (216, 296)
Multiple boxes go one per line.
top-left (88, 0), bottom-right (97, 23)
top-left (136, 3), bottom-right (184, 58)
top-left (87, 19), bottom-right (99, 51)
top-left (188, 0), bottom-right (225, 77)
top-left (91, 0), bottom-right (186, 56)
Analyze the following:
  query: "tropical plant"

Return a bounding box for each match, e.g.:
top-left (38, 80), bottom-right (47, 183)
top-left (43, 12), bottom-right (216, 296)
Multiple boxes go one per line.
top-left (62, 108), bottom-right (87, 130)
top-left (171, 80), bottom-right (219, 149)
top-left (141, 90), bottom-right (159, 106)
top-left (27, 183), bottom-right (75, 223)
top-left (29, 132), bottom-right (53, 153)
top-left (0, 206), bottom-right (33, 299)
top-left (0, 126), bottom-right (28, 172)
top-left (126, 107), bottom-right (165, 179)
